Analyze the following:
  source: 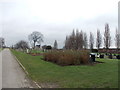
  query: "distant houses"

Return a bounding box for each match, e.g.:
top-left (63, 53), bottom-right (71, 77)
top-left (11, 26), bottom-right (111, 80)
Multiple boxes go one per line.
top-left (98, 48), bottom-right (120, 54)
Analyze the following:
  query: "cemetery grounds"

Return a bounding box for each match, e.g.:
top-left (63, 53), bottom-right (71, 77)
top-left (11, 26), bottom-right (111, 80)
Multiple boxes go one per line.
top-left (11, 49), bottom-right (118, 88)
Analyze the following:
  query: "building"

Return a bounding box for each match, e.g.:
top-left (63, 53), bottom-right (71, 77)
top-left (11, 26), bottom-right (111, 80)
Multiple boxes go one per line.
top-left (98, 48), bottom-right (120, 54)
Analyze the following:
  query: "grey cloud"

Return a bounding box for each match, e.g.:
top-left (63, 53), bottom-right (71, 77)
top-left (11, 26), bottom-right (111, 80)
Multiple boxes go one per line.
top-left (1, 0), bottom-right (118, 48)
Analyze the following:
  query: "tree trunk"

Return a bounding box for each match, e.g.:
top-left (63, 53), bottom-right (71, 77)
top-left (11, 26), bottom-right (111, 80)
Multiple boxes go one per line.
top-left (33, 41), bottom-right (36, 49)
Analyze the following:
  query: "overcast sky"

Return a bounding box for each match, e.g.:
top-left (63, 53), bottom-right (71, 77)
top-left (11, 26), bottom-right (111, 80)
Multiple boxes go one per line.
top-left (0, 0), bottom-right (119, 48)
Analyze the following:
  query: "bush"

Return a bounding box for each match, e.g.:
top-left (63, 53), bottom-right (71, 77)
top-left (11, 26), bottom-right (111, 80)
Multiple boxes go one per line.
top-left (108, 54), bottom-right (113, 59)
top-left (116, 55), bottom-right (120, 59)
top-left (43, 50), bottom-right (90, 66)
top-left (91, 49), bottom-right (98, 53)
top-left (100, 55), bottom-right (104, 58)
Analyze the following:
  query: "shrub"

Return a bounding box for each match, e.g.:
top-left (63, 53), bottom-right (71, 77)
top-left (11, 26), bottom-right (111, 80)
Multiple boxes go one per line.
top-left (91, 49), bottom-right (98, 53)
top-left (116, 55), bottom-right (120, 59)
top-left (100, 54), bottom-right (104, 58)
top-left (43, 50), bottom-right (90, 66)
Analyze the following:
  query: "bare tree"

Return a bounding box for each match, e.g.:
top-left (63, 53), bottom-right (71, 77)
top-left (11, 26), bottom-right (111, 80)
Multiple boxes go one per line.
top-left (71, 29), bottom-right (76, 49)
top-left (65, 29), bottom-right (85, 50)
top-left (96, 29), bottom-right (102, 50)
top-left (0, 37), bottom-right (5, 48)
top-left (65, 36), bottom-right (68, 49)
top-left (75, 29), bottom-right (79, 49)
top-left (104, 23), bottom-right (111, 49)
top-left (115, 28), bottom-right (120, 49)
top-left (78, 30), bottom-right (84, 49)
top-left (54, 40), bottom-right (58, 49)
top-left (65, 35), bottom-right (72, 49)
top-left (28, 31), bottom-right (43, 49)
top-left (89, 32), bottom-right (94, 50)
top-left (83, 32), bottom-right (88, 49)
top-left (14, 40), bottom-right (29, 50)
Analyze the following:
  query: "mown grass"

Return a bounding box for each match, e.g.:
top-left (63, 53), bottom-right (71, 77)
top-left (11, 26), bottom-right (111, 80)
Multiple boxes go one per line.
top-left (0, 48), bottom-right (3, 51)
top-left (29, 49), bottom-right (43, 53)
top-left (11, 49), bottom-right (118, 88)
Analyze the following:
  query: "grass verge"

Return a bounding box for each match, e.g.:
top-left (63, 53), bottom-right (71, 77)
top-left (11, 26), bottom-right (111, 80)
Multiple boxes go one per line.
top-left (29, 49), bottom-right (43, 53)
top-left (11, 49), bottom-right (118, 88)
top-left (0, 48), bottom-right (3, 51)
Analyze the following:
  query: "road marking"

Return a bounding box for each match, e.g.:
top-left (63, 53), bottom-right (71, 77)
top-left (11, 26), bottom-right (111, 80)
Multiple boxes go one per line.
top-left (33, 81), bottom-right (41, 88)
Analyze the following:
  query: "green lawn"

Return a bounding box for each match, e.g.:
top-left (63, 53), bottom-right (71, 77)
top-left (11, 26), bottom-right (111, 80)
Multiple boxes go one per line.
top-left (29, 49), bottom-right (43, 53)
top-left (11, 49), bottom-right (118, 88)
top-left (0, 48), bottom-right (3, 51)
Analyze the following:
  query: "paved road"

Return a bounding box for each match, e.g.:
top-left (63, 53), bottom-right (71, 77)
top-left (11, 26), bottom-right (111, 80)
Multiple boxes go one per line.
top-left (2, 49), bottom-right (36, 88)
top-left (0, 50), bottom-right (2, 89)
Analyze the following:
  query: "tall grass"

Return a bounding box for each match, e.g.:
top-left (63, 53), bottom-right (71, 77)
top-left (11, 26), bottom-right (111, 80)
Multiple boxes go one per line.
top-left (43, 50), bottom-right (90, 66)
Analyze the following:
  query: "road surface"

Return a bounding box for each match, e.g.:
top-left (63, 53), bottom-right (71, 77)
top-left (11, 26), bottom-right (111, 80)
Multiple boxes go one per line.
top-left (0, 50), bottom-right (2, 89)
top-left (2, 49), bottom-right (36, 88)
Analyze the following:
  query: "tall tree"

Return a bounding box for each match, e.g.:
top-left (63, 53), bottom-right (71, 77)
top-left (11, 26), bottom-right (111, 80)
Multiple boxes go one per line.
top-left (96, 29), bottom-right (102, 49)
top-left (71, 29), bottom-right (76, 49)
top-left (0, 37), bottom-right (5, 48)
top-left (65, 36), bottom-right (69, 49)
top-left (78, 30), bottom-right (84, 49)
top-left (104, 23), bottom-right (111, 49)
top-left (75, 29), bottom-right (79, 49)
top-left (89, 32), bottom-right (94, 50)
top-left (65, 29), bottom-right (86, 50)
top-left (54, 40), bottom-right (58, 49)
top-left (65, 35), bottom-right (72, 49)
top-left (28, 31), bottom-right (43, 49)
top-left (115, 28), bottom-right (120, 49)
top-left (83, 32), bottom-right (88, 49)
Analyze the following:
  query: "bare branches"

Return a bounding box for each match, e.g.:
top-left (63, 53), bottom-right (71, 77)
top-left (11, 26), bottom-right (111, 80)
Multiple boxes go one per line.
top-left (14, 40), bottom-right (29, 50)
top-left (65, 29), bottom-right (86, 50)
top-left (89, 32), bottom-right (94, 50)
top-left (54, 40), bottom-right (58, 49)
top-left (28, 31), bottom-right (43, 49)
top-left (115, 28), bottom-right (120, 49)
top-left (83, 32), bottom-right (88, 49)
top-left (78, 30), bottom-right (84, 49)
top-left (104, 23), bottom-right (111, 49)
top-left (96, 29), bottom-right (102, 49)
